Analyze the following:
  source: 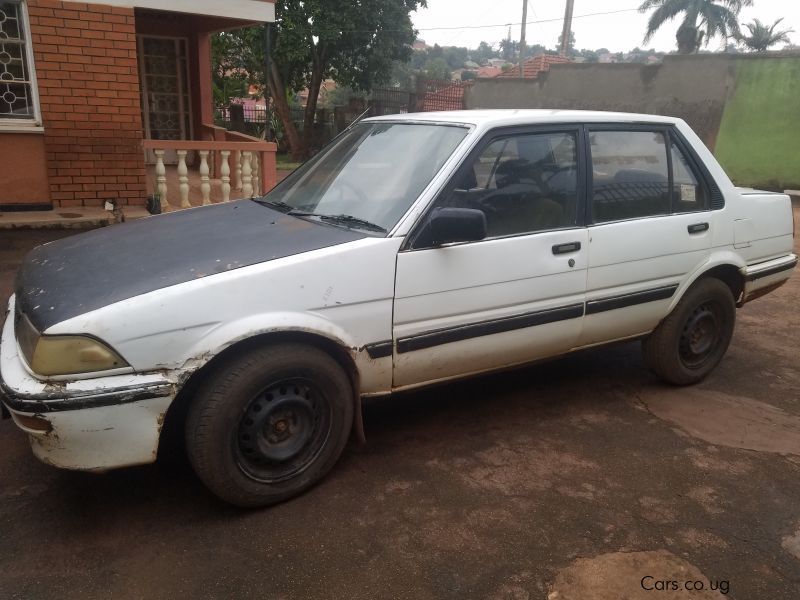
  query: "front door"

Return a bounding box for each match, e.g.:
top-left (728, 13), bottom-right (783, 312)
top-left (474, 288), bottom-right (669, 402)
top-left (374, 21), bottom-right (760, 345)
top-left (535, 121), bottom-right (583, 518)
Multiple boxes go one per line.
top-left (393, 127), bottom-right (589, 389)
top-left (138, 36), bottom-right (193, 164)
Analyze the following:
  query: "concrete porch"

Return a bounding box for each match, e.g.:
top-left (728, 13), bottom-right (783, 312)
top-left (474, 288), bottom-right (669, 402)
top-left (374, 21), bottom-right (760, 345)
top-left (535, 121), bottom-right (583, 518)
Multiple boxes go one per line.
top-left (0, 164), bottom-right (295, 229)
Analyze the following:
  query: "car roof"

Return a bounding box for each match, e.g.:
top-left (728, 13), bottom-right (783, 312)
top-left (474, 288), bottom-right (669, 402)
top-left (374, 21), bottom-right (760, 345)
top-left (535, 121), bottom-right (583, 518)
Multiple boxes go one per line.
top-left (364, 109), bottom-right (681, 128)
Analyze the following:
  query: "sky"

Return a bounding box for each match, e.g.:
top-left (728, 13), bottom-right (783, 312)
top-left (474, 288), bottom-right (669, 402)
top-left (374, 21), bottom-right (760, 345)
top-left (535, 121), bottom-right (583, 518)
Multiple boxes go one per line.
top-left (411, 0), bottom-right (798, 53)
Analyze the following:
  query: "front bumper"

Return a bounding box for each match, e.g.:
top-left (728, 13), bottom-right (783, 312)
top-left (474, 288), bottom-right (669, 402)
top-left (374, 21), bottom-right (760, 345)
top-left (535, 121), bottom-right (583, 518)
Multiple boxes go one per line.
top-left (1, 296), bottom-right (176, 471)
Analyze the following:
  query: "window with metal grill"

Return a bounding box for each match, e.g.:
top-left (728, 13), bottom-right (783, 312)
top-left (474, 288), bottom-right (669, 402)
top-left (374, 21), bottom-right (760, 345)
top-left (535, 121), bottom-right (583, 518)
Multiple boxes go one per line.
top-left (0, 1), bottom-right (37, 122)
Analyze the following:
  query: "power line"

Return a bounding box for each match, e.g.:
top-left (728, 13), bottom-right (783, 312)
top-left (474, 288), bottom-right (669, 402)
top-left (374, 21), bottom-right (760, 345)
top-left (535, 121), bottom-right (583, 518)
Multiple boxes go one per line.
top-left (270, 7), bottom-right (641, 37)
top-left (414, 7), bottom-right (640, 32)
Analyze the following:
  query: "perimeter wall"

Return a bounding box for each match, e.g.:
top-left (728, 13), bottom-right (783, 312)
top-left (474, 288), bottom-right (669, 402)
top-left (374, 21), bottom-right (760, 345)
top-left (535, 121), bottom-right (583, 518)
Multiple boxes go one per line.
top-left (465, 53), bottom-right (800, 190)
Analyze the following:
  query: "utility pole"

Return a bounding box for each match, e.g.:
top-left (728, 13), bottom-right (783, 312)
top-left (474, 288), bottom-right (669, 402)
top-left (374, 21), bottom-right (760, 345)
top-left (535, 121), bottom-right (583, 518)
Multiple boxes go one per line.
top-left (519, 0), bottom-right (528, 79)
top-left (560, 0), bottom-right (575, 57)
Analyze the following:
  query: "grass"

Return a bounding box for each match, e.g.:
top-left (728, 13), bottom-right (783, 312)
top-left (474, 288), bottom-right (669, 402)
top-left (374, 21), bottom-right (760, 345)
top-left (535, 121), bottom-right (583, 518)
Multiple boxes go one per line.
top-left (276, 153), bottom-right (302, 171)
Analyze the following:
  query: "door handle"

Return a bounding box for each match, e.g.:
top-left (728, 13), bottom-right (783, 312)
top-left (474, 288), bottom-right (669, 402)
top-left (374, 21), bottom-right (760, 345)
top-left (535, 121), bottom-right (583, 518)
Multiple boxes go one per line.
top-left (552, 241), bottom-right (582, 255)
top-left (688, 222), bottom-right (709, 234)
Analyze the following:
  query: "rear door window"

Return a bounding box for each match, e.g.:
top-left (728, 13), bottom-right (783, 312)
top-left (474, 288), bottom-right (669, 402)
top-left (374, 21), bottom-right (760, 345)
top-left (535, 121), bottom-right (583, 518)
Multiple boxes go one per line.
top-left (589, 130), bottom-right (670, 223)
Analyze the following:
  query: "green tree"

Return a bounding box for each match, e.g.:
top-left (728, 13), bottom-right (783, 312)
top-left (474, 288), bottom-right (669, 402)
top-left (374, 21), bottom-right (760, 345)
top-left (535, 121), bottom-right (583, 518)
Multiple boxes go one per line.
top-left (499, 38), bottom-right (518, 61)
top-left (558, 30), bottom-right (576, 55)
top-left (211, 29), bottom-right (262, 106)
top-left (411, 48), bottom-right (430, 70)
top-left (639, 0), bottom-right (752, 53)
top-left (213, 0), bottom-right (424, 159)
top-left (442, 46), bottom-right (469, 70)
top-left (473, 41), bottom-right (498, 63)
top-left (527, 43), bottom-right (547, 57)
top-left (423, 57), bottom-right (451, 81)
top-left (577, 48), bottom-right (599, 62)
top-left (274, 0), bottom-right (424, 158)
top-left (739, 18), bottom-right (794, 52)
top-left (388, 59), bottom-right (415, 89)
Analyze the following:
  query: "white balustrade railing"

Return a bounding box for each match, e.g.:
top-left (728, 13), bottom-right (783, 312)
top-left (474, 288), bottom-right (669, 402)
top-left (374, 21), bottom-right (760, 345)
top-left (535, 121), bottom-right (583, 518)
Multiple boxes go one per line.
top-left (143, 139), bottom-right (277, 211)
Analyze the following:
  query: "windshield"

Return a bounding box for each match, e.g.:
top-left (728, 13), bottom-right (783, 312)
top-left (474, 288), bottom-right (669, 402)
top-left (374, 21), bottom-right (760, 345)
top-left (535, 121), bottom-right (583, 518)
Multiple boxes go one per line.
top-left (263, 122), bottom-right (469, 233)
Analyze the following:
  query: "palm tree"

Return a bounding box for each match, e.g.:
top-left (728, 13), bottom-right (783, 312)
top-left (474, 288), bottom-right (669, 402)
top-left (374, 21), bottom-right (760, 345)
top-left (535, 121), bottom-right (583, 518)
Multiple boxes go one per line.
top-left (739, 18), bottom-right (794, 52)
top-left (639, 0), bottom-right (752, 54)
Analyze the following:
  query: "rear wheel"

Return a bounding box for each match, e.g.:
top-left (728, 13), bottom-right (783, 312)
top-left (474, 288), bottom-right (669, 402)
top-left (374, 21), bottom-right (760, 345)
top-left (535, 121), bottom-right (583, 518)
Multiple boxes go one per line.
top-left (642, 278), bottom-right (736, 385)
top-left (186, 343), bottom-right (353, 507)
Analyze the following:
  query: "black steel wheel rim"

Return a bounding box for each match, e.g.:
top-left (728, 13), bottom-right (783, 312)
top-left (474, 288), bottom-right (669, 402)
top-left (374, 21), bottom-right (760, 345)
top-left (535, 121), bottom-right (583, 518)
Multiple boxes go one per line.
top-left (235, 378), bottom-right (331, 483)
top-left (679, 301), bottom-right (721, 369)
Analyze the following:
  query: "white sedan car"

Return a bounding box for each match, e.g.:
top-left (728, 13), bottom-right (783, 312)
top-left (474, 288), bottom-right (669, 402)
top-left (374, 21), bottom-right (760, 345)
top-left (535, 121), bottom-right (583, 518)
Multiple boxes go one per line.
top-left (1, 110), bottom-right (796, 506)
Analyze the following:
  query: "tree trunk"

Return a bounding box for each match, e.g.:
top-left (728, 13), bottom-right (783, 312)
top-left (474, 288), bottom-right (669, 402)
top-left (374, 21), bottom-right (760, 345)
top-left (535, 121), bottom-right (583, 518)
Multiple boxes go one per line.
top-left (269, 63), bottom-right (304, 161)
top-left (301, 60), bottom-right (325, 159)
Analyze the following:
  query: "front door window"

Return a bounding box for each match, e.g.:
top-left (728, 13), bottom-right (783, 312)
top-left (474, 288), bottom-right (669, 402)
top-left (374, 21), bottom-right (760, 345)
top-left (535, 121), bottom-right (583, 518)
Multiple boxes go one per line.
top-left (434, 131), bottom-right (579, 240)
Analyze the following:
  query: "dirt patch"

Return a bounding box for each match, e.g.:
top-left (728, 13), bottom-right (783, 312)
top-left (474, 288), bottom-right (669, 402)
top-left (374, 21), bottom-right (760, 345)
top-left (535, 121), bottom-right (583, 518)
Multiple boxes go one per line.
top-left (444, 439), bottom-right (600, 496)
top-left (782, 526), bottom-right (800, 561)
top-left (637, 496), bottom-right (678, 524)
top-left (676, 528), bottom-right (729, 550)
top-left (683, 447), bottom-right (753, 475)
top-left (548, 550), bottom-right (727, 599)
top-left (641, 388), bottom-right (800, 455)
top-left (686, 486), bottom-right (726, 516)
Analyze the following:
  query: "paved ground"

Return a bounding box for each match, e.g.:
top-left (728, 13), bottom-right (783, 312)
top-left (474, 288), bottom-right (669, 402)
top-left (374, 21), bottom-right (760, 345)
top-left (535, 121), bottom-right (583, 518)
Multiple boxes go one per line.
top-left (1, 212), bottom-right (799, 599)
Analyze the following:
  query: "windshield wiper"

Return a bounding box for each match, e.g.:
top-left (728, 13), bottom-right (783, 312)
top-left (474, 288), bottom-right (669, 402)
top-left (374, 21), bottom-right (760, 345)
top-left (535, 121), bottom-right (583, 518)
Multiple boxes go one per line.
top-left (316, 214), bottom-right (387, 233)
top-left (255, 199), bottom-right (317, 218)
top-left (267, 204), bottom-right (386, 233)
top-left (254, 198), bottom-right (294, 212)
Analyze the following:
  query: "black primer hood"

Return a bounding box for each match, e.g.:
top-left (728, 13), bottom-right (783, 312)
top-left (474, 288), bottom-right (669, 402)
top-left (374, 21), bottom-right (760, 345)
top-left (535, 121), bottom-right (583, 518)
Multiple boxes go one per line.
top-left (15, 200), bottom-right (365, 331)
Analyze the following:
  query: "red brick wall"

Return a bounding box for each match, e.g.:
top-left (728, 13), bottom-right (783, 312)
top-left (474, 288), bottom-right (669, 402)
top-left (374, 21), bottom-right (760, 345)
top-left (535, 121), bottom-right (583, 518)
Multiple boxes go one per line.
top-left (27, 0), bottom-right (146, 207)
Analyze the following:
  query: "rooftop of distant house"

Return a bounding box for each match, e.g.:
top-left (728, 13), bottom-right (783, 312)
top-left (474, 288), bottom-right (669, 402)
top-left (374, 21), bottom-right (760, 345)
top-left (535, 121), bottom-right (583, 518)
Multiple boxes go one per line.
top-left (477, 65), bottom-right (503, 78)
top-left (495, 53), bottom-right (572, 79)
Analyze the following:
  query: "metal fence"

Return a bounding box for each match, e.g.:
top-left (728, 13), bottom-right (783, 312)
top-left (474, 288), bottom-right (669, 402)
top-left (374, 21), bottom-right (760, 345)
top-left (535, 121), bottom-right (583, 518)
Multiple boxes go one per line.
top-left (370, 87), bottom-right (414, 116)
top-left (216, 78), bottom-right (471, 152)
top-left (369, 78), bottom-right (471, 116)
top-left (215, 103), bottom-right (269, 139)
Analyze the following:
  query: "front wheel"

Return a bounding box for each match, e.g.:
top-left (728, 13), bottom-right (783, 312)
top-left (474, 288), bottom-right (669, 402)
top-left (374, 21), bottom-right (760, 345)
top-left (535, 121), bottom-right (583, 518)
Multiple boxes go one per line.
top-left (186, 343), bottom-right (354, 507)
top-left (642, 278), bottom-right (736, 386)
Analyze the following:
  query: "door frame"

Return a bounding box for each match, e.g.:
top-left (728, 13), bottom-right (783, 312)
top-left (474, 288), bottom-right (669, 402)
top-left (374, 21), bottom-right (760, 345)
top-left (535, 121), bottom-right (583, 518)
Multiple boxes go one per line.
top-left (137, 34), bottom-right (194, 163)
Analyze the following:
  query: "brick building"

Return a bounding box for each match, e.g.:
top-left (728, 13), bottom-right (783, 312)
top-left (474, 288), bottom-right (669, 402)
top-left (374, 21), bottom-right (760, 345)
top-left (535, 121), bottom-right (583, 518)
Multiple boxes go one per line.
top-left (0, 0), bottom-right (276, 210)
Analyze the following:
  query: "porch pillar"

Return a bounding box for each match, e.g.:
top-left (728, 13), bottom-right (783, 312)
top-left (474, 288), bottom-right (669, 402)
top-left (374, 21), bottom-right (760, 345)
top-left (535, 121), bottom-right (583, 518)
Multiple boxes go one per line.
top-left (193, 32), bottom-right (215, 137)
top-left (260, 147), bottom-right (277, 193)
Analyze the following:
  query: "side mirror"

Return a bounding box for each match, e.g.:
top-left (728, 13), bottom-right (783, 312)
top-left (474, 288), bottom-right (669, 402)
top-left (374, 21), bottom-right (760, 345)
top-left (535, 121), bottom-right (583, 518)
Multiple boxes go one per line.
top-left (430, 207), bottom-right (487, 246)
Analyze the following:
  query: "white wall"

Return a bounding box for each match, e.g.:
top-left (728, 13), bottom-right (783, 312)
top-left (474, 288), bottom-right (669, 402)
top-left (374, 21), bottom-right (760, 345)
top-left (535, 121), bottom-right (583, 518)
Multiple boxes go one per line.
top-left (62, 0), bottom-right (275, 22)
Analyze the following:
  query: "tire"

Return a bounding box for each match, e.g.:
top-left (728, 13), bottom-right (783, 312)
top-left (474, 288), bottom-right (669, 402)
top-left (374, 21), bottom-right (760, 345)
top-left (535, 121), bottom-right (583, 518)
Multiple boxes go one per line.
top-left (185, 343), bottom-right (354, 507)
top-left (642, 278), bottom-right (736, 386)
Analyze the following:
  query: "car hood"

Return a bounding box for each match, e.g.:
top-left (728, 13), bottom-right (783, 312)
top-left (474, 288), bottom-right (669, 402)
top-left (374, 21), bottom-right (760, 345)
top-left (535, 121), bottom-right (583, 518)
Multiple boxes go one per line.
top-left (15, 200), bottom-right (365, 332)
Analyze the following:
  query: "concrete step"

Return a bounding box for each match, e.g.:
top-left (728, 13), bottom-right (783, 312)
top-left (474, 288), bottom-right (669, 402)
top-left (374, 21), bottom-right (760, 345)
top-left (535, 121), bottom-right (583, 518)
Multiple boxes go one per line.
top-left (0, 206), bottom-right (151, 230)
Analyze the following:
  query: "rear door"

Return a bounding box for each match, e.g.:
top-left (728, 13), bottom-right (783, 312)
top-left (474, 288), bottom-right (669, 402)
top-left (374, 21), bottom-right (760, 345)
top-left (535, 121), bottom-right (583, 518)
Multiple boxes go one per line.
top-left (392, 126), bottom-right (589, 388)
top-left (579, 125), bottom-right (715, 346)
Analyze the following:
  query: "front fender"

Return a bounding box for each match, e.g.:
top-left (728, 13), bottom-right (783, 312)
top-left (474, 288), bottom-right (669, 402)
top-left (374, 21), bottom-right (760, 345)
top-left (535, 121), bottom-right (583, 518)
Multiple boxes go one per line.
top-left (179, 311), bottom-right (391, 395)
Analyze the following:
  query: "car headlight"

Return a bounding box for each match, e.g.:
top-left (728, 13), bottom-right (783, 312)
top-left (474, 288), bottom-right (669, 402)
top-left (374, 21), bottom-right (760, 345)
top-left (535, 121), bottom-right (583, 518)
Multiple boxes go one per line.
top-left (27, 336), bottom-right (130, 376)
top-left (16, 311), bottom-right (128, 376)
